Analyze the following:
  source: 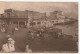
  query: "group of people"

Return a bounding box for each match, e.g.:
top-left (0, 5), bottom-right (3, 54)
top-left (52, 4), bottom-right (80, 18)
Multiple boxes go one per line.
top-left (24, 29), bottom-right (45, 52)
top-left (0, 24), bottom-right (19, 35)
top-left (26, 28), bottom-right (63, 42)
top-left (0, 24), bottom-right (33, 53)
top-left (1, 35), bottom-right (15, 52)
top-left (0, 24), bottom-right (7, 33)
top-left (1, 34), bottom-right (33, 53)
top-left (29, 29), bottom-right (45, 40)
top-left (0, 23), bottom-right (78, 52)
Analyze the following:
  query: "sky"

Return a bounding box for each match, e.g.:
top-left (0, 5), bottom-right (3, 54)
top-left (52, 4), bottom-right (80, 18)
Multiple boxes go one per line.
top-left (0, 2), bottom-right (78, 19)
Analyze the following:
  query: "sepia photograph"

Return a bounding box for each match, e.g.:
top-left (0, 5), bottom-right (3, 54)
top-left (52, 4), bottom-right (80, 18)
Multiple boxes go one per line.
top-left (0, 2), bottom-right (78, 53)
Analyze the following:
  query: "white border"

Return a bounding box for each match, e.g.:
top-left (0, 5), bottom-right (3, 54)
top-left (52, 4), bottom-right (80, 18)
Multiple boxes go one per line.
top-left (0, 0), bottom-right (79, 54)
top-left (0, 0), bottom-right (79, 2)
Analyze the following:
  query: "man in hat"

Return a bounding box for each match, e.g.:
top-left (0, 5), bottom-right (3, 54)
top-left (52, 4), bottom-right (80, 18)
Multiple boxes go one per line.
top-left (8, 38), bottom-right (15, 45)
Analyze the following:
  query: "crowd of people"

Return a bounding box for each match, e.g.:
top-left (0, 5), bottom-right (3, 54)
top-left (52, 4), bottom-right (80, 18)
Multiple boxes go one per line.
top-left (0, 24), bottom-right (32, 53)
top-left (0, 23), bottom-right (78, 52)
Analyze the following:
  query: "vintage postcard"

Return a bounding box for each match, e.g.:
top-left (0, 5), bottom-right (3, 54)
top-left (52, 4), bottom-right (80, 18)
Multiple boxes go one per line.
top-left (0, 2), bottom-right (78, 53)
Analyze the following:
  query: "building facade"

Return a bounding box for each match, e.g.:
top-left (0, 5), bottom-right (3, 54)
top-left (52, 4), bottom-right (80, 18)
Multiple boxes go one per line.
top-left (0, 9), bottom-right (71, 28)
top-left (0, 9), bottom-right (46, 27)
top-left (49, 11), bottom-right (71, 24)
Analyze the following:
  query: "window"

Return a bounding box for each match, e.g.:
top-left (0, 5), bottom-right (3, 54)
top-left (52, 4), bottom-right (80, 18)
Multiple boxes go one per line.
top-left (30, 22), bottom-right (36, 26)
top-left (52, 21), bottom-right (54, 23)
top-left (26, 21), bottom-right (28, 23)
top-left (19, 22), bottom-right (25, 25)
top-left (13, 21), bottom-right (18, 24)
top-left (56, 21), bottom-right (58, 22)
top-left (37, 22), bottom-right (41, 24)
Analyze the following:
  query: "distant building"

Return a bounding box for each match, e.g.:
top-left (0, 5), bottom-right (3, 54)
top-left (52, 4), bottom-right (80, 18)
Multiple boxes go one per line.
top-left (0, 9), bottom-right (45, 27)
top-left (49, 11), bottom-right (71, 24)
top-left (0, 9), bottom-right (71, 28)
top-left (28, 17), bottom-right (53, 28)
